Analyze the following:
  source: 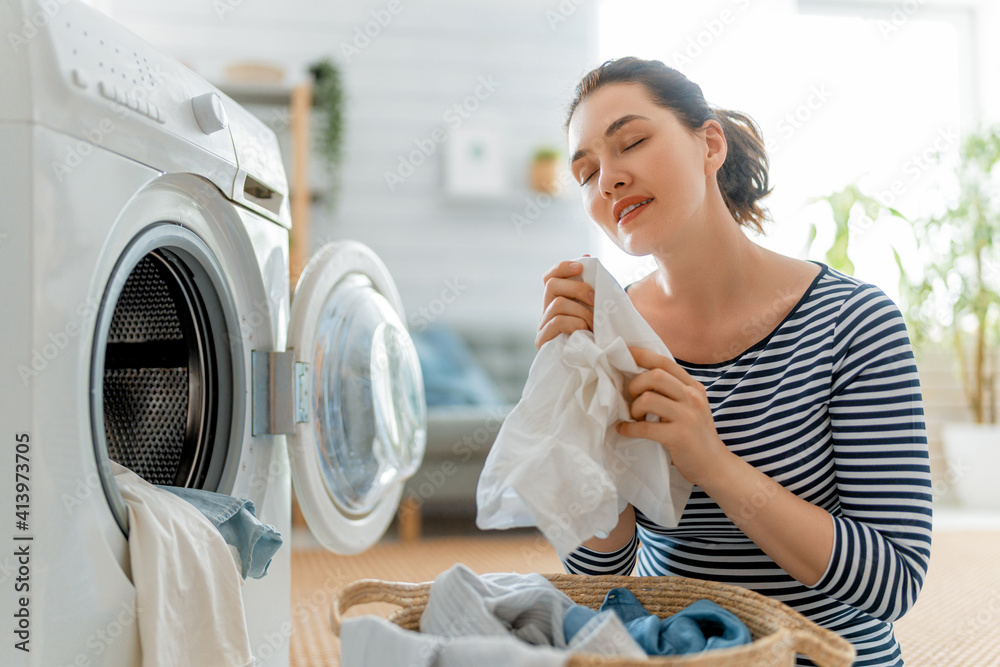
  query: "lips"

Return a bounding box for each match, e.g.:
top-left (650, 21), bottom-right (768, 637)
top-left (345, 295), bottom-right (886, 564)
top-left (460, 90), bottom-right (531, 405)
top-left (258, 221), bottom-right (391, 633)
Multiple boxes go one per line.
top-left (613, 196), bottom-right (653, 224)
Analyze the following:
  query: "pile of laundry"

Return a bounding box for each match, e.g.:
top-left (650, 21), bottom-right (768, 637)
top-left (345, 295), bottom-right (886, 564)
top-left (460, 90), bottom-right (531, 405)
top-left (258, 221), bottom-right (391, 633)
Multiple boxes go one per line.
top-left (339, 564), bottom-right (751, 666)
top-left (113, 462), bottom-right (282, 667)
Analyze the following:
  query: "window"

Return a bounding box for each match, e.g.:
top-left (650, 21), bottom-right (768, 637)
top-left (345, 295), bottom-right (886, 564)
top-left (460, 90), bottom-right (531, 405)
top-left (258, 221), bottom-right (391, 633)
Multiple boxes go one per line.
top-left (593, 0), bottom-right (971, 301)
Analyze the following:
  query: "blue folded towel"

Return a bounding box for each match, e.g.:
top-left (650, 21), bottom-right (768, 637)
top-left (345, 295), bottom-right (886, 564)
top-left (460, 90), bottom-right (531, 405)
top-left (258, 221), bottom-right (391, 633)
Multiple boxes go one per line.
top-left (564, 587), bottom-right (751, 656)
top-left (160, 486), bottom-right (282, 580)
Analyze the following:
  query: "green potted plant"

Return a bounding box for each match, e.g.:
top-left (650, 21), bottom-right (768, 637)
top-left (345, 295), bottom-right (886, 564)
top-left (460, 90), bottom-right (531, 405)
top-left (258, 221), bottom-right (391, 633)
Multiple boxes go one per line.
top-left (308, 58), bottom-right (346, 203)
top-left (894, 126), bottom-right (1000, 509)
top-left (530, 146), bottom-right (562, 195)
top-left (807, 182), bottom-right (901, 276)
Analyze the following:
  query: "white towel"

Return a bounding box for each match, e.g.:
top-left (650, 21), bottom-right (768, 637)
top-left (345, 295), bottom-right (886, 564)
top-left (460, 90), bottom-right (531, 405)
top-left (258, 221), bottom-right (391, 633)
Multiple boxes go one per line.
top-left (112, 462), bottom-right (253, 667)
top-left (476, 258), bottom-right (692, 557)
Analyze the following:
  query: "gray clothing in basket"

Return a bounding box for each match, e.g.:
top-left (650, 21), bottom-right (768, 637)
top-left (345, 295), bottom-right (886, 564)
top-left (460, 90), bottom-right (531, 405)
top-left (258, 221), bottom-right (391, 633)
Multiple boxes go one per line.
top-left (339, 564), bottom-right (644, 666)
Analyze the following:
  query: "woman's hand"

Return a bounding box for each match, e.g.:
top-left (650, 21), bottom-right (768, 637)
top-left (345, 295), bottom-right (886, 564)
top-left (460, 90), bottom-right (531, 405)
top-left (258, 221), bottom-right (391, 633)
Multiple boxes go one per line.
top-left (615, 347), bottom-right (734, 487)
top-left (535, 259), bottom-right (595, 350)
top-left (618, 349), bottom-right (835, 587)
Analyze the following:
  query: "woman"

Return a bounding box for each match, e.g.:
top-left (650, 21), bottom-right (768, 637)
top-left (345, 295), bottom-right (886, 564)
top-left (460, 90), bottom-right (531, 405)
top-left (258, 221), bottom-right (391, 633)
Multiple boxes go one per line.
top-left (537, 57), bottom-right (932, 666)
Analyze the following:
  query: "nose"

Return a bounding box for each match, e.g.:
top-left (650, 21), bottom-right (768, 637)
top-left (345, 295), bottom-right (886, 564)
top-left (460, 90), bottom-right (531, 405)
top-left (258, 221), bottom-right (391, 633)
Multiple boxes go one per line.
top-left (597, 161), bottom-right (629, 199)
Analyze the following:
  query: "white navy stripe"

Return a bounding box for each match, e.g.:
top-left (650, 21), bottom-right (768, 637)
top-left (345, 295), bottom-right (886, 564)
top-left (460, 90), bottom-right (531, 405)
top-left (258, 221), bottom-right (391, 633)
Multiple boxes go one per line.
top-left (562, 265), bottom-right (933, 667)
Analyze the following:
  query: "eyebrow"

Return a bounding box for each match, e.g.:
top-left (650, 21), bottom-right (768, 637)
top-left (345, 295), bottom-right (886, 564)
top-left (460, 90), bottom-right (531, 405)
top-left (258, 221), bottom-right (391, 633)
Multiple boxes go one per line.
top-left (569, 114), bottom-right (650, 166)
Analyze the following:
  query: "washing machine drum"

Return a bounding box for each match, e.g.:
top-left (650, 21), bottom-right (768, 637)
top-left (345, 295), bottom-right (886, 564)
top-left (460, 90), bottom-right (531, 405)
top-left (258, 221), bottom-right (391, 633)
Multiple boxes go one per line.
top-left (101, 251), bottom-right (223, 488)
top-left (92, 227), bottom-right (242, 538)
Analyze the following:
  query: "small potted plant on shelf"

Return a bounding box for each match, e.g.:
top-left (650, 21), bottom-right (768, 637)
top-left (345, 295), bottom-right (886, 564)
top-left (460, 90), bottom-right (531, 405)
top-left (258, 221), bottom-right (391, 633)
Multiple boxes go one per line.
top-left (894, 126), bottom-right (1000, 509)
top-left (530, 146), bottom-right (562, 195)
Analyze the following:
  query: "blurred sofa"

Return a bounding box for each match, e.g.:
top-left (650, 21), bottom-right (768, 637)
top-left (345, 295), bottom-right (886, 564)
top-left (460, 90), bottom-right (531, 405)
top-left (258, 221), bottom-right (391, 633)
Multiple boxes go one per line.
top-left (402, 324), bottom-right (535, 523)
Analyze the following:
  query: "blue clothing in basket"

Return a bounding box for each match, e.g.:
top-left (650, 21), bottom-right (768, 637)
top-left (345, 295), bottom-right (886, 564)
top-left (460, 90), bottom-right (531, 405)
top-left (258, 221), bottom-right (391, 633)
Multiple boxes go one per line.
top-left (564, 588), bottom-right (751, 656)
top-left (161, 487), bottom-right (282, 580)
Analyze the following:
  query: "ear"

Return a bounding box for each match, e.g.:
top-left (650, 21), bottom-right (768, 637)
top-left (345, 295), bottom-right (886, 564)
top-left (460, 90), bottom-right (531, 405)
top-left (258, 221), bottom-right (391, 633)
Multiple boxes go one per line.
top-left (699, 119), bottom-right (727, 176)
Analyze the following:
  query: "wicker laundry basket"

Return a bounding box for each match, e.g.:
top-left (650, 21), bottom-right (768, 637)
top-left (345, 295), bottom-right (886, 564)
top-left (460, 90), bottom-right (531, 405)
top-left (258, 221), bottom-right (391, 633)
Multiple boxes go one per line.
top-left (331, 573), bottom-right (856, 666)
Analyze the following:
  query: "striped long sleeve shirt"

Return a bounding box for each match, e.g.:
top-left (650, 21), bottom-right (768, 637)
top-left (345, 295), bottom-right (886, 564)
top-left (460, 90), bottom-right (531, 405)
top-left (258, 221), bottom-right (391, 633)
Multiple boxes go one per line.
top-left (563, 264), bottom-right (934, 667)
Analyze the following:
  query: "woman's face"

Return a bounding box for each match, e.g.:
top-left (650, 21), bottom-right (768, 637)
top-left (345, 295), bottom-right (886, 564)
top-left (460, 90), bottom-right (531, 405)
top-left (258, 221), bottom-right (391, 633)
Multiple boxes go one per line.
top-left (567, 83), bottom-right (717, 256)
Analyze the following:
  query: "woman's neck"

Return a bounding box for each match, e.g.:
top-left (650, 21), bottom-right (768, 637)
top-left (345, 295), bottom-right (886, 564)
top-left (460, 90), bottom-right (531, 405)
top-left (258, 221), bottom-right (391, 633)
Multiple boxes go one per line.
top-left (648, 193), bottom-right (763, 324)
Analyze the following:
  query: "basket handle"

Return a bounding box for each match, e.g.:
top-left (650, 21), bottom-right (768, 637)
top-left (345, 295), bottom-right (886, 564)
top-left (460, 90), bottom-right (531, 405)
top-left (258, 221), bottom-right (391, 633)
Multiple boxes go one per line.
top-left (330, 578), bottom-right (430, 637)
top-left (791, 628), bottom-right (856, 667)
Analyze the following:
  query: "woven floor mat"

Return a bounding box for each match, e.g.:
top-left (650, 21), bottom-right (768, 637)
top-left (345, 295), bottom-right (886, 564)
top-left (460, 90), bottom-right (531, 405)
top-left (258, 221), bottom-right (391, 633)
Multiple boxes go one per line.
top-left (289, 530), bottom-right (1000, 667)
top-left (893, 531), bottom-right (1000, 666)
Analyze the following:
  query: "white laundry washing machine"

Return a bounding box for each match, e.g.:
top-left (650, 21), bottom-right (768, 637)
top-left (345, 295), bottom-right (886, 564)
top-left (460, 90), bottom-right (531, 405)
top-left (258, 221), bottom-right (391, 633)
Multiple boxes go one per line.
top-left (0, 1), bottom-right (427, 664)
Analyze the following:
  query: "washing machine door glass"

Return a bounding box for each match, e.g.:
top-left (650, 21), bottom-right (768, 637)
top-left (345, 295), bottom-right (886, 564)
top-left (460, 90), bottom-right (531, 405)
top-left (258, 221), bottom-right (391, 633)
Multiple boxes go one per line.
top-left (287, 242), bottom-right (427, 554)
top-left (313, 273), bottom-right (423, 510)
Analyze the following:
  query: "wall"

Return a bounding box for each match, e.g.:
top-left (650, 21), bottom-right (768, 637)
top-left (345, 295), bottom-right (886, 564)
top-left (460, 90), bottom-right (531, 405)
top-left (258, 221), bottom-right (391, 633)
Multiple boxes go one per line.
top-left (101, 0), bottom-right (601, 336)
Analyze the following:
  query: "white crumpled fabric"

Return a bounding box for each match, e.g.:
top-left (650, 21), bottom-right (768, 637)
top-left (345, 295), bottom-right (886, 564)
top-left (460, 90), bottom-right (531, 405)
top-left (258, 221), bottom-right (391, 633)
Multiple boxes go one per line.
top-left (476, 258), bottom-right (693, 557)
top-left (112, 462), bottom-right (254, 667)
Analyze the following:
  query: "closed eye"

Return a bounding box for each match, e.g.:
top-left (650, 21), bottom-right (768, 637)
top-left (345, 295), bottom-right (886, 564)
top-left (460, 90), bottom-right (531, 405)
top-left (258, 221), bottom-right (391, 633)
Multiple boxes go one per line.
top-left (579, 138), bottom-right (644, 186)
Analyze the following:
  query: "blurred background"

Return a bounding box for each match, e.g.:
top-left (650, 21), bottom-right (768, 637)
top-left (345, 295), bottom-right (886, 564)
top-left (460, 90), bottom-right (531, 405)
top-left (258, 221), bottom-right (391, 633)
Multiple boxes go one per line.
top-left (82, 0), bottom-right (999, 525)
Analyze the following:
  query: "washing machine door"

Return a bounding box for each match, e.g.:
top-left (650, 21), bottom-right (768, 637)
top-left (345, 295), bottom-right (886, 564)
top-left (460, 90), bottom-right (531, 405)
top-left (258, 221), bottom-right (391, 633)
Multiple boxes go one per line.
top-left (286, 241), bottom-right (427, 554)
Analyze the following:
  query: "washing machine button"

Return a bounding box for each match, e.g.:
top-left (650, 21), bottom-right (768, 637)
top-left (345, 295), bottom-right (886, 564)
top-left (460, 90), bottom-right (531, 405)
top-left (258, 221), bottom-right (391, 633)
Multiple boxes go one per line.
top-left (71, 69), bottom-right (89, 89)
top-left (191, 92), bottom-right (228, 135)
top-left (147, 102), bottom-right (164, 123)
top-left (98, 80), bottom-right (116, 100)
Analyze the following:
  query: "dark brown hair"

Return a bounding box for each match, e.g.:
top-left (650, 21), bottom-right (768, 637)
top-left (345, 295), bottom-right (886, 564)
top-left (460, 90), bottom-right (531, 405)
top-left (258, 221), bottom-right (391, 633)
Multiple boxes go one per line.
top-left (567, 57), bottom-right (771, 233)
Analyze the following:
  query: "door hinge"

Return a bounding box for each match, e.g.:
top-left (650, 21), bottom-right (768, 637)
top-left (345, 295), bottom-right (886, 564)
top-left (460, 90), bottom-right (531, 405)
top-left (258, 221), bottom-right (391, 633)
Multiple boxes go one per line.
top-left (252, 351), bottom-right (310, 435)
